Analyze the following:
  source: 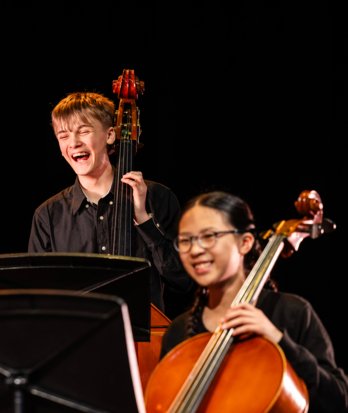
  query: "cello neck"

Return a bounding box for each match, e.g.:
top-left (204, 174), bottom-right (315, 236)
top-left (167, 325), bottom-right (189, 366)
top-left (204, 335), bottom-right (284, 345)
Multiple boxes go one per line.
top-left (232, 233), bottom-right (285, 306)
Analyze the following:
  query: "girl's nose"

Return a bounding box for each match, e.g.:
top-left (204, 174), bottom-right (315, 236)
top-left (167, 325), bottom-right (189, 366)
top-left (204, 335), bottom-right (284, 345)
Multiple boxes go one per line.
top-left (190, 238), bottom-right (206, 254)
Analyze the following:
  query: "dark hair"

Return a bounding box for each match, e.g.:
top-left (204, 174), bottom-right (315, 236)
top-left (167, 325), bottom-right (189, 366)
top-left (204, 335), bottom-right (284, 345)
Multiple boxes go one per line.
top-left (181, 191), bottom-right (260, 272)
top-left (183, 191), bottom-right (275, 337)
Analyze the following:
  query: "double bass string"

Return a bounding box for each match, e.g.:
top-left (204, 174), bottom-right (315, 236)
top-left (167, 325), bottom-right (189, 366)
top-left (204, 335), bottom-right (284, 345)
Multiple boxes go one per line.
top-left (112, 125), bottom-right (134, 257)
top-left (111, 69), bottom-right (144, 257)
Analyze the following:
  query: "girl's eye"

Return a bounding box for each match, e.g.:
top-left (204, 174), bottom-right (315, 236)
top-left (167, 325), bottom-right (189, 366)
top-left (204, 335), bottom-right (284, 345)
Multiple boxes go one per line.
top-left (201, 233), bottom-right (215, 241)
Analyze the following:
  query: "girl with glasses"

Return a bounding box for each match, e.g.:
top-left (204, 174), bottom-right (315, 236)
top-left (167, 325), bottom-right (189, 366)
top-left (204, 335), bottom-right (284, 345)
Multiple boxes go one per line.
top-left (151, 191), bottom-right (348, 412)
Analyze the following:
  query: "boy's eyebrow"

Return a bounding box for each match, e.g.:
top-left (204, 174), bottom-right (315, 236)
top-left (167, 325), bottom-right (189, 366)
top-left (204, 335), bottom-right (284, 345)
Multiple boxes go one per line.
top-left (56, 122), bottom-right (93, 134)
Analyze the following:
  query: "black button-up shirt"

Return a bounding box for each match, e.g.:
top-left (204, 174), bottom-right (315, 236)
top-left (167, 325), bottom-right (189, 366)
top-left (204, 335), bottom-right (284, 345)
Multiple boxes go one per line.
top-left (28, 176), bottom-right (194, 316)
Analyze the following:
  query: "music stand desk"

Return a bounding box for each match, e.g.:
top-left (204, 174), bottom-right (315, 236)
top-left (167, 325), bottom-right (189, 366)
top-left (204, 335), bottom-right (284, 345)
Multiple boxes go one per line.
top-left (0, 252), bottom-right (151, 342)
top-left (0, 289), bottom-right (146, 413)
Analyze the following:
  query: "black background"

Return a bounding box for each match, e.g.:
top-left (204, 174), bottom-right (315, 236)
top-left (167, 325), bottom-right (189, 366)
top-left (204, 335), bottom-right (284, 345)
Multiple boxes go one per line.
top-left (1, 2), bottom-right (346, 373)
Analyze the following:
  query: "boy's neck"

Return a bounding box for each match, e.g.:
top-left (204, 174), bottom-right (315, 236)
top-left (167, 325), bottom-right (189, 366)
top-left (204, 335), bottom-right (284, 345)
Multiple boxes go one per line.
top-left (79, 165), bottom-right (114, 204)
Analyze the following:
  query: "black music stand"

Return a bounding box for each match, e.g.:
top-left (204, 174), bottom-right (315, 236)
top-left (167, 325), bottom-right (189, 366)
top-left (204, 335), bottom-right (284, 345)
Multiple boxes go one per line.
top-left (0, 253), bottom-right (151, 342)
top-left (0, 289), bottom-right (146, 413)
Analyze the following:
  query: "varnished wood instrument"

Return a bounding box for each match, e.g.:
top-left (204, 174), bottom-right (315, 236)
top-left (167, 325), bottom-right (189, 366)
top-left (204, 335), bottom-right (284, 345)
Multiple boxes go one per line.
top-left (111, 68), bottom-right (144, 256)
top-left (145, 190), bottom-right (335, 412)
top-left (112, 69), bottom-right (171, 391)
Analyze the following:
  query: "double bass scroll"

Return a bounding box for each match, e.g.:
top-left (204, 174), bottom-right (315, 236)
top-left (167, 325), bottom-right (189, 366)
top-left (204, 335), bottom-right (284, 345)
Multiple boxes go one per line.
top-left (112, 69), bottom-right (145, 146)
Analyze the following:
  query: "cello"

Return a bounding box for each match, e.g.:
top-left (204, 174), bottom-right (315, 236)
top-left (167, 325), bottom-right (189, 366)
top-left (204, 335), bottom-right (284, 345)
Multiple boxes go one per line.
top-left (111, 69), bottom-right (171, 390)
top-left (145, 189), bottom-right (335, 412)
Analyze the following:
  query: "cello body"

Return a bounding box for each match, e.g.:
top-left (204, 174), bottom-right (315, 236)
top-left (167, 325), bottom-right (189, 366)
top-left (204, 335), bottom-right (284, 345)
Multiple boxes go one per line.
top-left (145, 333), bottom-right (308, 413)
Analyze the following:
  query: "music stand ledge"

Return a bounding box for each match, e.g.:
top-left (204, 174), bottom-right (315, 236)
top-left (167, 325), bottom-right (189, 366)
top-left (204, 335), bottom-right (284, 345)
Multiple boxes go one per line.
top-left (0, 289), bottom-right (146, 413)
top-left (0, 252), bottom-right (151, 342)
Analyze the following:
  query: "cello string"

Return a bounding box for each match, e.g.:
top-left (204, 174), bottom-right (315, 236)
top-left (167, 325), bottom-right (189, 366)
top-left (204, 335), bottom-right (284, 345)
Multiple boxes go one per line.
top-left (168, 329), bottom-right (233, 412)
top-left (234, 234), bottom-right (285, 305)
top-left (168, 235), bottom-right (286, 412)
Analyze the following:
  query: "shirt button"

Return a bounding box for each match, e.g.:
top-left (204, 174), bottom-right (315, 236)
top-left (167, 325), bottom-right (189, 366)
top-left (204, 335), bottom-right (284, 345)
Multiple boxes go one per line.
top-left (85, 204), bottom-right (89, 208)
top-left (101, 246), bottom-right (106, 251)
top-left (99, 216), bottom-right (104, 220)
top-left (156, 223), bottom-right (160, 227)
top-left (109, 201), bottom-right (113, 205)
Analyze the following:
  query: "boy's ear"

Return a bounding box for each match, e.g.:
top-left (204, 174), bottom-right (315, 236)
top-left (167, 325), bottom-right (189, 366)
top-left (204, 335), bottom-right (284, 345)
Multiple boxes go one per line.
top-left (107, 127), bottom-right (116, 145)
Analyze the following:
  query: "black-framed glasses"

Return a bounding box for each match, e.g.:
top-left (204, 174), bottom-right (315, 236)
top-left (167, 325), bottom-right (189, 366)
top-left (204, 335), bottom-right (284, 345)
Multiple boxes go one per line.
top-left (173, 229), bottom-right (243, 253)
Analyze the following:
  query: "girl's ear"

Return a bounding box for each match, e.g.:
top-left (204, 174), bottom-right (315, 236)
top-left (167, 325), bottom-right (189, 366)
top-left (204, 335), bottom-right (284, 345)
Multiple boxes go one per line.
top-left (239, 232), bottom-right (255, 255)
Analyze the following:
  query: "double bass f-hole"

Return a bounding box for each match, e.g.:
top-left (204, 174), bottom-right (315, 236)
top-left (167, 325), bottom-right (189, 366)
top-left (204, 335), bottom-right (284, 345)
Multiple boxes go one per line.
top-left (111, 69), bottom-right (145, 256)
top-left (145, 189), bottom-right (336, 413)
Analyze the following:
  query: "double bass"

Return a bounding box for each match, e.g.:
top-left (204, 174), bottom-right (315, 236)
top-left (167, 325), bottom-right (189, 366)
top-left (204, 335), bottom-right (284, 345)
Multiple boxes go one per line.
top-left (112, 69), bottom-right (171, 390)
top-left (145, 190), bottom-right (335, 412)
top-left (111, 68), bottom-right (144, 256)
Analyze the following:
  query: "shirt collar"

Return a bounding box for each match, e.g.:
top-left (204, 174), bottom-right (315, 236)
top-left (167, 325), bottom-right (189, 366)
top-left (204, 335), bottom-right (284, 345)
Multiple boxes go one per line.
top-left (71, 178), bottom-right (87, 214)
top-left (71, 174), bottom-right (116, 214)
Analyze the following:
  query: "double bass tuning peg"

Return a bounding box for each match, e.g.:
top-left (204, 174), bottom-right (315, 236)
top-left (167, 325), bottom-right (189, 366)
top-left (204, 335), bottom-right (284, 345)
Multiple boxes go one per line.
top-left (112, 69), bottom-right (145, 100)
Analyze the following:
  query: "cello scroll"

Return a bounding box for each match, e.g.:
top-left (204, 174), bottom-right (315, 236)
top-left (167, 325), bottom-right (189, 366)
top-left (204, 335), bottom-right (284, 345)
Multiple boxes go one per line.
top-left (262, 190), bottom-right (336, 258)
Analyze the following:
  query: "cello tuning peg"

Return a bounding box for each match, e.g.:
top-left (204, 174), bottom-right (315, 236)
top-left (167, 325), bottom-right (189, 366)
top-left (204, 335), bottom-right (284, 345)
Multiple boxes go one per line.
top-left (309, 218), bottom-right (336, 239)
top-left (320, 218), bottom-right (336, 234)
